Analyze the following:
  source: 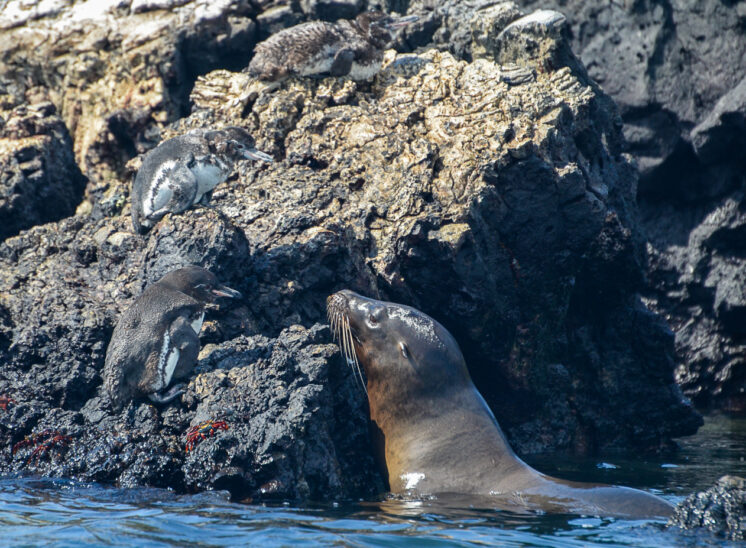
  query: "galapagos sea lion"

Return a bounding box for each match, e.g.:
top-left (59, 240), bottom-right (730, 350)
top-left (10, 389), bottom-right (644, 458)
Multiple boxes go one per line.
top-left (327, 290), bottom-right (674, 519)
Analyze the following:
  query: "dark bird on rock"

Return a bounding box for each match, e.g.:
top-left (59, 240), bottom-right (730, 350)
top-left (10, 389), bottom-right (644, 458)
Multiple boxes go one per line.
top-left (247, 11), bottom-right (418, 82)
top-left (131, 127), bottom-right (272, 234)
top-left (103, 266), bottom-right (241, 411)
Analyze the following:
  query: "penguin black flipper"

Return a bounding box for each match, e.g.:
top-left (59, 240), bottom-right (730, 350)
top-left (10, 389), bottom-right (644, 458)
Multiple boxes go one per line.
top-left (198, 190), bottom-right (214, 206)
top-left (168, 313), bottom-right (202, 383)
top-left (149, 161), bottom-right (200, 217)
top-left (329, 48), bottom-right (355, 76)
top-left (147, 310), bottom-right (201, 404)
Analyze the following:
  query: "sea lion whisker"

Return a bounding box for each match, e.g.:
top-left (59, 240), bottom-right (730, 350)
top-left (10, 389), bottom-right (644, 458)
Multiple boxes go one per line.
top-left (344, 319), bottom-right (356, 370)
top-left (339, 315), bottom-right (352, 366)
top-left (344, 316), bottom-right (367, 395)
top-left (341, 316), bottom-right (362, 391)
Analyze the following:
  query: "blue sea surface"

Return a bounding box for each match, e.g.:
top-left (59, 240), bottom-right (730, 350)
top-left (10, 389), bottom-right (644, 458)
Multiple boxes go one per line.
top-left (1, 415), bottom-right (744, 547)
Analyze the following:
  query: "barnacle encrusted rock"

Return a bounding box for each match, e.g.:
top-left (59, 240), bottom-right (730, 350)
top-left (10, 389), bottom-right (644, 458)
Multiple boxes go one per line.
top-left (670, 475), bottom-right (746, 540)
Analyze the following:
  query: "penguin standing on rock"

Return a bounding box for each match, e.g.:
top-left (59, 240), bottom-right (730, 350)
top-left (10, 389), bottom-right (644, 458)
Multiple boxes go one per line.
top-left (247, 11), bottom-right (418, 82)
top-left (131, 127), bottom-right (273, 234)
top-left (103, 266), bottom-right (241, 411)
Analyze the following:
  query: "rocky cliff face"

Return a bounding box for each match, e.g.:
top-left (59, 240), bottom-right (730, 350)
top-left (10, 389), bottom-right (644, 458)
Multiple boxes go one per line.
top-left (0, 100), bottom-right (86, 242)
top-left (393, 0), bottom-right (746, 414)
top-left (0, 1), bottom-right (701, 499)
top-left (501, 0), bottom-right (746, 413)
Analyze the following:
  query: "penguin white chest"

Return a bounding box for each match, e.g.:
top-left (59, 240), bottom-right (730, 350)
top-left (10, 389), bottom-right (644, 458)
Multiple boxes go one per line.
top-left (299, 44), bottom-right (338, 76)
top-left (348, 60), bottom-right (383, 81)
top-left (191, 312), bottom-right (204, 335)
top-left (157, 331), bottom-right (180, 390)
top-left (191, 161), bottom-right (227, 198)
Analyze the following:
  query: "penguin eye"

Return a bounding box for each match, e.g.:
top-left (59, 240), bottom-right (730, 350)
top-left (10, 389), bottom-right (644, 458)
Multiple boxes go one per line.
top-left (368, 313), bottom-right (377, 325)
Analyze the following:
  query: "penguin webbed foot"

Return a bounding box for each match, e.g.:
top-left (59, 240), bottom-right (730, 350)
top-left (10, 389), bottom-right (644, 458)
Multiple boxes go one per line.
top-left (197, 191), bottom-right (214, 207)
top-left (148, 383), bottom-right (185, 405)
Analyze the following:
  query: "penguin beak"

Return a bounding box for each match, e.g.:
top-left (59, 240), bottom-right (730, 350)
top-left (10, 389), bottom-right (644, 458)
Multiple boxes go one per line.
top-left (388, 14), bottom-right (418, 29)
top-left (212, 285), bottom-right (242, 299)
top-left (243, 148), bottom-right (274, 163)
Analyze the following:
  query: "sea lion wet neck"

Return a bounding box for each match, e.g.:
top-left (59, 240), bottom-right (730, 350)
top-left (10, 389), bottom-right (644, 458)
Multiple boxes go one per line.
top-left (366, 368), bottom-right (524, 482)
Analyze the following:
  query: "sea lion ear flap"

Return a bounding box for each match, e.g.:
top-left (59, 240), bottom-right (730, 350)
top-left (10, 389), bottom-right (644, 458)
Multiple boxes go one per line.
top-left (399, 341), bottom-right (409, 359)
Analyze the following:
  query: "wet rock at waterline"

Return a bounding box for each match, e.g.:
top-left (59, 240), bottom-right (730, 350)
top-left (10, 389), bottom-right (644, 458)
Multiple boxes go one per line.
top-left (670, 475), bottom-right (746, 541)
top-left (1, 325), bottom-right (378, 500)
top-left (0, 3), bottom-right (701, 498)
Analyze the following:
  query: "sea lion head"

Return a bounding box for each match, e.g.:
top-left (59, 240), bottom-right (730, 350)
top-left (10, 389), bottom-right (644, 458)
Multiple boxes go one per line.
top-left (205, 126), bottom-right (274, 163)
top-left (327, 290), bottom-right (471, 403)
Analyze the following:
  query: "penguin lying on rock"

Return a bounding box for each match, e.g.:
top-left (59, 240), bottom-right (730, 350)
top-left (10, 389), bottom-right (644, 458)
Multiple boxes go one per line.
top-left (131, 126), bottom-right (272, 234)
top-left (103, 266), bottom-right (241, 411)
top-left (247, 11), bottom-right (418, 82)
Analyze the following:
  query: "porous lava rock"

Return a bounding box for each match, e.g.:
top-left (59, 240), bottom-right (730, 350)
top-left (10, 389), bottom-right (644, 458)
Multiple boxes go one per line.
top-left (0, 99), bottom-right (86, 242)
top-left (393, 0), bottom-right (746, 415)
top-left (498, 0), bottom-right (746, 413)
top-left (670, 475), bottom-right (746, 541)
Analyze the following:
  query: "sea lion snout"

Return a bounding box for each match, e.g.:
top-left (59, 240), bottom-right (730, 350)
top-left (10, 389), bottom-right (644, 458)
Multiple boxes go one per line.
top-left (326, 290), bottom-right (351, 314)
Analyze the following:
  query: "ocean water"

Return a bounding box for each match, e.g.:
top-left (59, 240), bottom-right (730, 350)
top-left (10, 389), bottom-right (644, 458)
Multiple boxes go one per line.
top-left (1, 415), bottom-right (744, 547)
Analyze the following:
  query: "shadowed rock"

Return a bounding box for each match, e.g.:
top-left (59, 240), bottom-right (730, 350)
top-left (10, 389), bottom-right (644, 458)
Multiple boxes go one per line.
top-left (395, 0), bottom-right (746, 415)
top-left (0, 100), bottom-right (86, 241)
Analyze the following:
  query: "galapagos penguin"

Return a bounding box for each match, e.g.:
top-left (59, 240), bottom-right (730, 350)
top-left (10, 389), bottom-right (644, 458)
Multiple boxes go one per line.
top-left (131, 127), bottom-right (272, 234)
top-left (247, 11), bottom-right (418, 82)
top-left (103, 266), bottom-right (241, 411)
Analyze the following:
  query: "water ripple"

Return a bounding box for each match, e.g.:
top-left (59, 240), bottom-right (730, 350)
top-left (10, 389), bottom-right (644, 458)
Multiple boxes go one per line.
top-left (1, 415), bottom-right (744, 547)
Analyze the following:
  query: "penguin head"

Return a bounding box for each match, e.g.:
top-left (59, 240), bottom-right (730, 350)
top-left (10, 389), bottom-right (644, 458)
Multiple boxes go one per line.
top-left (205, 126), bottom-right (274, 164)
top-left (356, 11), bottom-right (418, 47)
top-left (157, 266), bottom-right (242, 303)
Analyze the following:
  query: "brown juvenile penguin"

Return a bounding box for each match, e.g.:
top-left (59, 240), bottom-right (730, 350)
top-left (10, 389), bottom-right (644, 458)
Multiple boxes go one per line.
top-left (247, 11), bottom-right (418, 82)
